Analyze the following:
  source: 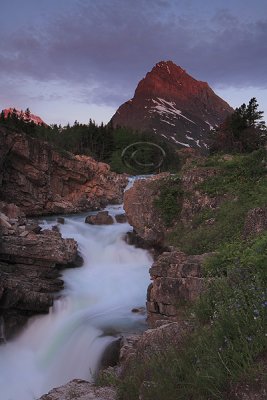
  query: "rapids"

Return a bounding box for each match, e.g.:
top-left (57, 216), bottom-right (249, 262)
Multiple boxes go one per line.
top-left (0, 195), bottom-right (152, 399)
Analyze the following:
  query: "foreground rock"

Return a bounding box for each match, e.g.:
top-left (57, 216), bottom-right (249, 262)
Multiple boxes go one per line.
top-left (85, 211), bottom-right (114, 225)
top-left (147, 250), bottom-right (210, 327)
top-left (119, 322), bottom-right (190, 368)
top-left (0, 127), bottom-right (127, 216)
top-left (39, 379), bottom-right (116, 400)
top-left (0, 209), bottom-right (79, 338)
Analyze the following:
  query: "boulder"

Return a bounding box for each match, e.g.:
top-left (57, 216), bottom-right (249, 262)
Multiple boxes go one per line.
top-left (115, 213), bottom-right (127, 223)
top-left (85, 211), bottom-right (114, 225)
top-left (119, 322), bottom-right (191, 368)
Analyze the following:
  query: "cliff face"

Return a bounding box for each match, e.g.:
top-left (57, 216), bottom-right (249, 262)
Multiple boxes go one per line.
top-left (0, 127), bottom-right (127, 216)
top-left (0, 206), bottom-right (79, 338)
top-left (111, 60), bottom-right (233, 151)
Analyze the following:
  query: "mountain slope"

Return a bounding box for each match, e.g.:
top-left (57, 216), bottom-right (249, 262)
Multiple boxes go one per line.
top-left (111, 61), bottom-right (233, 151)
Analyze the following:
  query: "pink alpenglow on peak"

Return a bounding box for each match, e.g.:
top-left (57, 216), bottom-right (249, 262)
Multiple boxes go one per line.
top-left (2, 108), bottom-right (46, 126)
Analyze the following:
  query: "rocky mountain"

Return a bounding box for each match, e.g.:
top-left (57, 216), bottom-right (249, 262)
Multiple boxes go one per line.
top-left (2, 107), bottom-right (46, 126)
top-left (111, 61), bottom-right (233, 151)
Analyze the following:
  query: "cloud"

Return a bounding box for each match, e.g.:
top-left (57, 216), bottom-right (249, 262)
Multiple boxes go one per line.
top-left (0, 0), bottom-right (267, 108)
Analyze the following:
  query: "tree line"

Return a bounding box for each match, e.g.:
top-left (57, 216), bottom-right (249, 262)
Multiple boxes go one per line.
top-left (0, 110), bottom-right (180, 173)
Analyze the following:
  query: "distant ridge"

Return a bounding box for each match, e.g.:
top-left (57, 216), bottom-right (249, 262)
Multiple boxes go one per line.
top-left (2, 108), bottom-right (46, 126)
top-left (111, 60), bottom-right (233, 151)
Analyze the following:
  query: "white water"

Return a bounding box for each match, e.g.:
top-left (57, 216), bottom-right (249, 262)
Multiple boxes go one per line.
top-left (0, 200), bottom-right (152, 400)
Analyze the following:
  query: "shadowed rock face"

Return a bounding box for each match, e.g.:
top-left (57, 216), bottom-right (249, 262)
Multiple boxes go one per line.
top-left (0, 127), bottom-right (127, 216)
top-left (111, 60), bottom-right (233, 152)
top-left (0, 208), bottom-right (79, 338)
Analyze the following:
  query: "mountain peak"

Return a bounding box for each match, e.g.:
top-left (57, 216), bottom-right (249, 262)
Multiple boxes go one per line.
top-left (111, 60), bottom-right (233, 151)
top-left (154, 60), bottom-right (185, 72)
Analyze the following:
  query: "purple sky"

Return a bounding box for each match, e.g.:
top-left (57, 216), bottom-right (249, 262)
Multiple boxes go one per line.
top-left (1, 0), bottom-right (267, 125)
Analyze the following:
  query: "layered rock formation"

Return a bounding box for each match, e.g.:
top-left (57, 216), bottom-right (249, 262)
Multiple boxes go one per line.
top-left (147, 250), bottom-right (209, 326)
top-left (0, 206), bottom-right (79, 338)
top-left (112, 60), bottom-right (233, 151)
top-left (123, 171), bottom-right (220, 326)
top-left (0, 127), bottom-right (127, 216)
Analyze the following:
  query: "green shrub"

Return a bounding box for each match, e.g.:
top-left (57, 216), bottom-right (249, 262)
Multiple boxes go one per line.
top-left (116, 234), bottom-right (267, 400)
top-left (153, 177), bottom-right (183, 226)
top-left (167, 149), bottom-right (267, 254)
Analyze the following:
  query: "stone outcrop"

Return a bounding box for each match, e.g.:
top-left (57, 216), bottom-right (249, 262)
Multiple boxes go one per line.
top-left (147, 250), bottom-right (209, 327)
top-left (38, 379), bottom-right (116, 400)
top-left (0, 127), bottom-right (127, 216)
top-left (85, 211), bottom-right (114, 225)
top-left (243, 207), bottom-right (267, 239)
top-left (123, 167), bottom-right (224, 248)
top-left (123, 173), bottom-right (169, 246)
top-left (0, 210), bottom-right (79, 338)
top-left (111, 60), bottom-right (233, 152)
top-left (119, 322), bottom-right (190, 367)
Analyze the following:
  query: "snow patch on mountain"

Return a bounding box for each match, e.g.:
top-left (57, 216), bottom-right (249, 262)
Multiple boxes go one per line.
top-left (150, 98), bottom-right (196, 125)
top-left (161, 119), bottom-right (175, 126)
top-left (171, 136), bottom-right (190, 147)
top-left (205, 120), bottom-right (214, 130)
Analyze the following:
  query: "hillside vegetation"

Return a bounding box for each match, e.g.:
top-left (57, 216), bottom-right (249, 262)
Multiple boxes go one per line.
top-left (106, 148), bottom-right (267, 399)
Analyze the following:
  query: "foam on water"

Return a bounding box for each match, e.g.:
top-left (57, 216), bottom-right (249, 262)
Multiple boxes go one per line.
top-left (0, 202), bottom-right (152, 400)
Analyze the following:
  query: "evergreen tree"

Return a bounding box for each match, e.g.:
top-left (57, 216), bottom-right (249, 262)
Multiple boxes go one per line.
top-left (210, 98), bottom-right (266, 153)
top-left (25, 107), bottom-right (31, 116)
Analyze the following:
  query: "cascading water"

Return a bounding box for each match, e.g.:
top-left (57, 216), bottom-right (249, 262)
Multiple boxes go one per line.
top-left (0, 187), bottom-right (152, 400)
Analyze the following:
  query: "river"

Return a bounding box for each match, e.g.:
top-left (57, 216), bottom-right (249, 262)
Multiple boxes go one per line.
top-left (0, 184), bottom-right (152, 400)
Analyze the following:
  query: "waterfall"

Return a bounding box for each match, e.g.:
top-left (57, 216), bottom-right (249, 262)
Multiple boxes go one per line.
top-left (0, 201), bottom-right (152, 400)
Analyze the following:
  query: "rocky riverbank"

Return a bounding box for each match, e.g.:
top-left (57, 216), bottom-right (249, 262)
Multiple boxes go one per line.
top-left (0, 202), bottom-right (79, 338)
